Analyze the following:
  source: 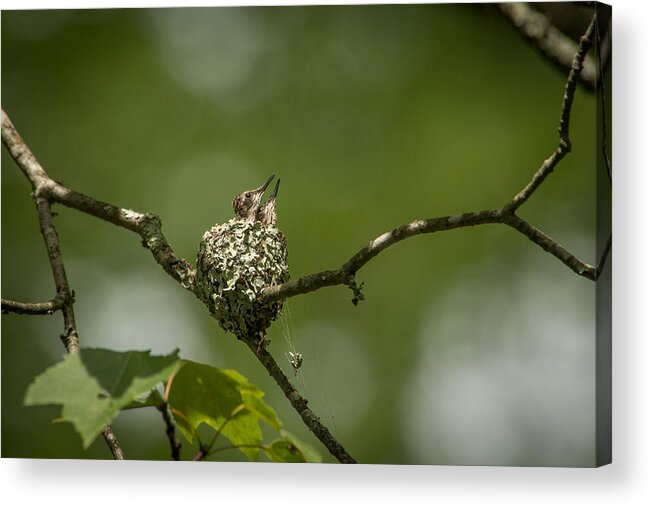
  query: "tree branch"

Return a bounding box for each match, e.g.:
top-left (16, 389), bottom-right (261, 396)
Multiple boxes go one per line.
top-left (2, 109), bottom-right (351, 464)
top-left (595, 15), bottom-right (612, 184)
top-left (47, 185), bottom-right (196, 291)
top-left (101, 426), bottom-right (126, 460)
top-left (260, 14), bottom-right (601, 304)
top-left (192, 404), bottom-right (247, 461)
top-left (507, 13), bottom-right (596, 213)
top-left (2, 292), bottom-right (68, 315)
top-left (597, 233), bottom-right (612, 279)
top-left (499, 2), bottom-right (596, 91)
top-left (157, 403), bottom-right (181, 461)
top-left (34, 194), bottom-right (80, 352)
top-left (245, 340), bottom-right (357, 464)
top-left (0, 112), bottom-right (195, 292)
top-left (501, 213), bottom-right (595, 280)
top-left (2, 110), bottom-right (125, 460)
top-left (261, 210), bottom-right (504, 303)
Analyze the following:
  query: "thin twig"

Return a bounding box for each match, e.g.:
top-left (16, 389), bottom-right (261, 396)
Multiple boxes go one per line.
top-left (193, 404), bottom-right (246, 461)
top-left (261, 210), bottom-right (504, 303)
top-left (245, 340), bottom-right (357, 464)
top-left (2, 292), bottom-right (68, 315)
top-left (192, 449), bottom-right (206, 461)
top-left (46, 185), bottom-right (196, 291)
top-left (261, 207), bottom-right (599, 304)
top-left (2, 110), bottom-right (351, 463)
top-left (499, 2), bottom-right (596, 90)
top-left (508, 13), bottom-right (596, 212)
top-left (33, 196), bottom-right (80, 352)
top-left (101, 426), bottom-right (126, 460)
top-left (2, 110), bottom-right (125, 460)
top-left (595, 14), bottom-right (612, 185)
top-left (42, 195), bottom-right (124, 457)
top-left (157, 403), bottom-right (182, 461)
top-left (501, 214), bottom-right (595, 279)
top-left (0, 112), bottom-right (195, 292)
top-left (597, 234), bottom-right (612, 278)
top-left (260, 14), bottom-right (601, 304)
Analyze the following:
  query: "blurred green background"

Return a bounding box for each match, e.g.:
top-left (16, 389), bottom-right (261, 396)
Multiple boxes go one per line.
top-left (2, 4), bottom-right (600, 465)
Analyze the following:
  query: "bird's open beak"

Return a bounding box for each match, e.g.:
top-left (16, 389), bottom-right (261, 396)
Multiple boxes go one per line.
top-left (257, 174), bottom-right (275, 193)
top-left (270, 179), bottom-right (280, 200)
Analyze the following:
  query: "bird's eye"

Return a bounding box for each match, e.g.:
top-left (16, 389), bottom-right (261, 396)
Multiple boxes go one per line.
top-left (245, 193), bottom-right (252, 199)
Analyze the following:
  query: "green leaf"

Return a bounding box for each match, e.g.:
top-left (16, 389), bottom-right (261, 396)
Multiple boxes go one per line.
top-left (24, 348), bottom-right (180, 448)
top-left (167, 361), bottom-right (281, 461)
top-left (122, 388), bottom-right (165, 410)
top-left (264, 430), bottom-right (321, 463)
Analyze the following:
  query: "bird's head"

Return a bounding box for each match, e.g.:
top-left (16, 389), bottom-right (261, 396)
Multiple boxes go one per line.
top-left (258, 179), bottom-right (280, 226)
top-left (232, 174), bottom-right (275, 221)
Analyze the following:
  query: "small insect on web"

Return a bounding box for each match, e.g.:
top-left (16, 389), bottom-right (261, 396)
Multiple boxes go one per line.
top-left (280, 304), bottom-right (339, 437)
top-left (288, 351), bottom-right (303, 375)
top-left (280, 304), bottom-right (306, 386)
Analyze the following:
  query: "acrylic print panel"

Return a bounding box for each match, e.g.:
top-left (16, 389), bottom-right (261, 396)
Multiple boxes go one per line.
top-left (1, 2), bottom-right (611, 466)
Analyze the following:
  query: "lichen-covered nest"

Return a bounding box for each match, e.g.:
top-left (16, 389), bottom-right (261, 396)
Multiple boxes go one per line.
top-left (195, 219), bottom-right (289, 340)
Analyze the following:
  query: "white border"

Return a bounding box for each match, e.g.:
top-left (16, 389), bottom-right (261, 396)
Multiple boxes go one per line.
top-left (1, 0), bottom-right (649, 505)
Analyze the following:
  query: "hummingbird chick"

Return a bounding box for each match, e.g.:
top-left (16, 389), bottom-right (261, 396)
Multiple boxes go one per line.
top-left (257, 178), bottom-right (280, 226)
top-left (232, 173), bottom-right (275, 221)
top-left (195, 174), bottom-right (289, 350)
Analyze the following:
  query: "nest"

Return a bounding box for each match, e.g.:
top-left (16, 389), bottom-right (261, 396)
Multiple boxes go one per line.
top-left (195, 219), bottom-right (289, 341)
